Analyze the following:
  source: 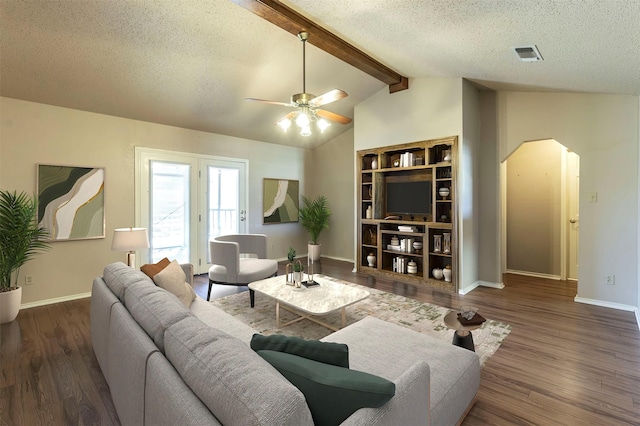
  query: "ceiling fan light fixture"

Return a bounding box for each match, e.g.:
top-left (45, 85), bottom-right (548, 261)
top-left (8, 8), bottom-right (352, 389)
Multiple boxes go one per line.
top-left (277, 117), bottom-right (291, 131)
top-left (295, 110), bottom-right (310, 127)
top-left (317, 118), bottom-right (330, 132)
top-left (300, 125), bottom-right (312, 137)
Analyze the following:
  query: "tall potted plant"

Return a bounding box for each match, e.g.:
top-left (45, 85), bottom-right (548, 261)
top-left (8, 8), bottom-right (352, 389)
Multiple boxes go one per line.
top-left (298, 195), bottom-right (331, 261)
top-left (0, 190), bottom-right (50, 323)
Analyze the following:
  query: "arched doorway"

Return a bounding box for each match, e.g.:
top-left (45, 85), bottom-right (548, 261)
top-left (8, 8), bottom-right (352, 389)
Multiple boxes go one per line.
top-left (503, 139), bottom-right (579, 281)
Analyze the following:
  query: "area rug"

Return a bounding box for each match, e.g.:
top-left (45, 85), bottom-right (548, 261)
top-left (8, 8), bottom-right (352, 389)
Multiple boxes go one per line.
top-left (212, 276), bottom-right (511, 366)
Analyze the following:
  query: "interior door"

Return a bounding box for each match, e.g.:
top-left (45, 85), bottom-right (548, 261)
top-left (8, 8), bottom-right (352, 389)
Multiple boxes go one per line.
top-left (567, 152), bottom-right (579, 280)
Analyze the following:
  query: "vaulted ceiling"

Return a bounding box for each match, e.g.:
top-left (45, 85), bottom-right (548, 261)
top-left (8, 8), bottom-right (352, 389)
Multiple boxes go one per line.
top-left (2, 0), bottom-right (639, 149)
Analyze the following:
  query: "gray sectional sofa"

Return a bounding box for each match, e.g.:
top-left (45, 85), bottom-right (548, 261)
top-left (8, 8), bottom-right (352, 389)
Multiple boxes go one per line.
top-left (91, 262), bottom-right (480, 425)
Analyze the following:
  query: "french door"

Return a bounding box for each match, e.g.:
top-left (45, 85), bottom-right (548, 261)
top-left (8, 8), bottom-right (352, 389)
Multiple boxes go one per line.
top-left (135, 148), bottom-right (247, 274)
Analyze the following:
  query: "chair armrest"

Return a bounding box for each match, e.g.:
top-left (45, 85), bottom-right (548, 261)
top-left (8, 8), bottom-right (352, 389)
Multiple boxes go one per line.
top-left (210, 240), bottom-right (240, 283)
top-left (180, 263), bottom-right (194, 286)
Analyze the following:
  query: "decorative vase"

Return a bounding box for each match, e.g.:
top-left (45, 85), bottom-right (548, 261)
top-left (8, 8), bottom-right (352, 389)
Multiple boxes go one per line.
top-left (390, 236), bottom-right (400, 246)
top-left (443, 149), bottom-right (452, 162)
top-left (367, 253), bottom-right (376, 268)
top-left (308, 243), bottom-right (321, 261)
top-left (432, 268), bottom-right (443, 280)
top-left (443, 266), bottom-right (452, 282)
top-left (366, 205), bottom-right (372, 219)
top-left (443, 232), bottom-right (451, 254)
top-left (439, 187), bottom-right (450, 199)
top-left (0, 286), bottom-right (22, 324)
top-left (412, 241), bottom-right (423, 252)
top-left (433, 235), bottom-right (442, 253)
top-left (371, 158), bottom-right (377, 169)
top-left (407, 261), bottom-right (418, 274)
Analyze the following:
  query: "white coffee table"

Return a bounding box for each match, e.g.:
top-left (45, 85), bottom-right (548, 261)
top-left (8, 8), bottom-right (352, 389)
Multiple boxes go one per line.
top-left (248, 274), bottom-right (370, 331)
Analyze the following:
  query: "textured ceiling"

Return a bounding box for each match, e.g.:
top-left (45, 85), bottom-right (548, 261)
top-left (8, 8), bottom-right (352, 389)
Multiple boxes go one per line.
top-left (2, 0), bottom-right (639, 149)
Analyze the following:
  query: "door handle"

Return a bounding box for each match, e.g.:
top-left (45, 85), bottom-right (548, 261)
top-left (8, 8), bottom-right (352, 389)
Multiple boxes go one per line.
top-left (569, 218), bottom-right (578, 224)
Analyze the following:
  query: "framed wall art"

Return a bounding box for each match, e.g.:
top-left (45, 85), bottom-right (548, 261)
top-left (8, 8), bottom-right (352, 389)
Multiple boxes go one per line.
top-left (263, 178), bottom-right (299, 224)
top-left (37, 164), bottom-right (105, 241)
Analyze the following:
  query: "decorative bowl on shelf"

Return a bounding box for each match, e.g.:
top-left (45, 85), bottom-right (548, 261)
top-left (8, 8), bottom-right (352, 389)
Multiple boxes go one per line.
top-left (438, 187), bottom-right (450, 199)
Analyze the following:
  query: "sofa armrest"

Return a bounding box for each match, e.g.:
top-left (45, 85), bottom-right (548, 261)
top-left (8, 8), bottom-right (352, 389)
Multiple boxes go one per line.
top-left (341, 360), bottom-right (430, 425)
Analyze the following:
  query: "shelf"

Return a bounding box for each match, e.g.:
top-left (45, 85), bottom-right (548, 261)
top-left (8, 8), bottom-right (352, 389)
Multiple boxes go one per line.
top-left (357, 136), bottom-right (457, 291)
top-left (429, 252), bottom-right (452, 258)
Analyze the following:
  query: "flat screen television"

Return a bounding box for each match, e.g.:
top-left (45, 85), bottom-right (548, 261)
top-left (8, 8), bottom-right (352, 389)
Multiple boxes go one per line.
top-left (386, 180), bottom-right (432, 218)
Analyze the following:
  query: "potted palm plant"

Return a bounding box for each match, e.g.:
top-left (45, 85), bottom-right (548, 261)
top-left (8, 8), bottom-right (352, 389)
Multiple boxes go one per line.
top-left (298, 195), bottom-right (331, 261)
top-left (0, 190), bottom-right (50, 323)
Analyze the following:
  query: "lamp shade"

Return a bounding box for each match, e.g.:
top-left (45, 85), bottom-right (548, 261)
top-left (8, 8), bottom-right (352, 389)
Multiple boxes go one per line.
top-left (111, 228), bottom-right (149, 251)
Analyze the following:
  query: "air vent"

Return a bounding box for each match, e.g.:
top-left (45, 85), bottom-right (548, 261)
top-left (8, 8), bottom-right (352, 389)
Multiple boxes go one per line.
top-left (514, 45), bottom-right (543, 62)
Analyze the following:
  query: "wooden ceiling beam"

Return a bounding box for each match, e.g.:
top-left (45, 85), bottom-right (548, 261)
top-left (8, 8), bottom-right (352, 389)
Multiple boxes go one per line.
top-left (231, 0), bottom-right (409, 93)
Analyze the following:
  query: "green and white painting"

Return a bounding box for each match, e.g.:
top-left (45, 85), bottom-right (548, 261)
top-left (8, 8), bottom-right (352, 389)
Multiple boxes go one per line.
top-left (263, 178), bottom-right (299, 224)
top-left (37, 164), bottom-right (105, 241)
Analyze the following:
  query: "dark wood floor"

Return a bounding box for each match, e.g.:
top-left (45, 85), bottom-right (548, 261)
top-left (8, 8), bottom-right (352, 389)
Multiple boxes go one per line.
top-left (2, 258), bottom-right (639, 425)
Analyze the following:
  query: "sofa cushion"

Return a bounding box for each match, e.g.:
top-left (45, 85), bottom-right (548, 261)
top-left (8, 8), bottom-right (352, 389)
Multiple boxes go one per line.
top-left (189, 297), bottom-right (256, 344)
top-left (250, 334), bottom-right (349, 368)
top-left (152, 260), bottom-right (196, 307)
top-left (164, 316), bottom-right (314, 426)
top-left (141, 257), bottom-right (171, 279)
top-left (257, 350), bottom-right (395, 426)
top-left (124, 281), bottom-right (191, 353)
top-left (103, 262), bottom-right (152, 302)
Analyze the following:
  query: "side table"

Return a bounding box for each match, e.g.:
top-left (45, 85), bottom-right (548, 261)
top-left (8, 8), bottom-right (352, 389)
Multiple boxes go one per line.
top-left (443, 311), bottom-right (482, 352)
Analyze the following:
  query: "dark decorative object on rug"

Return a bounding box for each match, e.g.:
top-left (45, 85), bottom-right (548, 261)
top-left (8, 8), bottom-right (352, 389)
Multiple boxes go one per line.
top-left (0, 190), bottom-right (50, 323)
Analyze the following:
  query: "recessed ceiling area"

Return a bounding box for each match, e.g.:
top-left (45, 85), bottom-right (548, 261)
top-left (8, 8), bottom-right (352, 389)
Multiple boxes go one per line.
top-left (1, 0), bottom-right (639, 149)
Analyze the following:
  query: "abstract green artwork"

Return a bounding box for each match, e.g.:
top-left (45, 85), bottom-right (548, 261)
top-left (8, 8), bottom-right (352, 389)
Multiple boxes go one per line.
top-left (263, 178), bottom-right (299, 224)
top-left (37, 164), bottom-right (105, 241)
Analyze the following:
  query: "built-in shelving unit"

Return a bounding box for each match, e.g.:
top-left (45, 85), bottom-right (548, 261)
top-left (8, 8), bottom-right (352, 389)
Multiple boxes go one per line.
top-left (357, 136), bottom-right (458, 291)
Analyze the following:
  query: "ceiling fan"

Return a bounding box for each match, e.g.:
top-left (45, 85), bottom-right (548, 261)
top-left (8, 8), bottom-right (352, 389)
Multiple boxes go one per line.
top-left (246, 31), bottom-right (352, 136)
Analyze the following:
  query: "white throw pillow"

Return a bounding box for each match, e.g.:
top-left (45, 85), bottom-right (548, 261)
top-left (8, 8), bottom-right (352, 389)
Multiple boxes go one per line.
top-left (153, 260), bottom-right (196, 307)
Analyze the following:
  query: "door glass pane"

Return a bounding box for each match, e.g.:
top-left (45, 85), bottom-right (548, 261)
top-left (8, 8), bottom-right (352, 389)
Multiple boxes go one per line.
top-left (150, 161), bottom-right (190, 263)
top-left (208, 166), bottom-right (239, 241)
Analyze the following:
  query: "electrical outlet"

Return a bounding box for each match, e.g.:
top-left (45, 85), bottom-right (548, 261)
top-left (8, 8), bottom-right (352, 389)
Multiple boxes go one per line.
top-left (25, 275), bottom-right (34, 286)
top-left (589, 192), bottom-right (598, 203)
top-left (605, 275), bottom-right (615, 285)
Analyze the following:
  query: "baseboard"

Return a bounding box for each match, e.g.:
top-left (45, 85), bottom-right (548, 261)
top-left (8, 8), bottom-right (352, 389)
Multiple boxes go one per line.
top-left (506, 269), bottom-right (561, 280)
top-left (21, 292), bottom-right (92, 309)
top-left (459, 280), bottom-right (505, 295)
top-left (574, 297), bottom-right (640, 330)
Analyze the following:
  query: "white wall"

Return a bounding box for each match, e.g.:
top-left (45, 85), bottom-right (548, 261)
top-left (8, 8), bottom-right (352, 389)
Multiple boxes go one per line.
top-left (354, 78), bottom-right (463, 151)
top-left (496, 92), bottom-right (639, 306)
top-left (310, 129), bottom-right (355, 262)
top-left (460, 80), bottom-right (481, 293)
top-left (0, 97), bottom-right (310, 305)
top-left (477, 92), bottom-right (501, 284)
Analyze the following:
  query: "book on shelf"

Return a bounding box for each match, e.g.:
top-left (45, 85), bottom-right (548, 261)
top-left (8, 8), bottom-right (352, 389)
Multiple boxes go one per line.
top-left (398, 225), bottom-right (418, 232)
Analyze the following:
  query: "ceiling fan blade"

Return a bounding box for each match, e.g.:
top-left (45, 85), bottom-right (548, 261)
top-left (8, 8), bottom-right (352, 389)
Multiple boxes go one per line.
top-left (309, 89), bottom-right (348, 107)
top-left (245, 98), bottom-right (293, 107)
top-left (316, 109), bottom-right (353, 125)
top-left (278, 111), bottom-right (297, 121)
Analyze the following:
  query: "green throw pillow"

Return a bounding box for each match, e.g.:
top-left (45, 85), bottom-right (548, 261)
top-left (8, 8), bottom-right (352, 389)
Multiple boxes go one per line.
top-left (257, 350), bottom-right (395, 426)
top-left (250, 334), bottom-right (349, 368)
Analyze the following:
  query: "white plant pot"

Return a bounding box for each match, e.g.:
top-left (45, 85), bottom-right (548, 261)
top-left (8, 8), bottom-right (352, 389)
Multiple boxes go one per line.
top-left (308, 243), bottom-right (321, 261)
top-left (0, 286), bottom-right (22, 324)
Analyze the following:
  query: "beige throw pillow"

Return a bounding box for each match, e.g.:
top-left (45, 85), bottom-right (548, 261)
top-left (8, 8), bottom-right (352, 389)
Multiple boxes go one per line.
top-left (152, 260), bottom-right (196, 307)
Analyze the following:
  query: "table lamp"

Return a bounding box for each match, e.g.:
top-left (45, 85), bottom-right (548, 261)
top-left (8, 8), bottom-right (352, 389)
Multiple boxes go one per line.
top-left (111, 227), bottom-right (150, 267)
